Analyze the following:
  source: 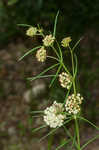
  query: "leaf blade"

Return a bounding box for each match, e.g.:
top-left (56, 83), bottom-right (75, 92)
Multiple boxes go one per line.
top-left (18, 46), bottom-right (41, 61)
top-left (49, 65), bottom-right (62, 88)
top-left (53, 11), bottom-right (59, 37)
top-left (17, 24), bottom-right (32, 27)
top-left (27, 63), bottom-right (59, 81)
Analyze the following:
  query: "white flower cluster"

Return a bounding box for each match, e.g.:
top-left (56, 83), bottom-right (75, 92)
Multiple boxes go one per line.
top-left (44, 101), bottom-right (65, 128)
top-left (59, 72), bottom-right (72, 89)
top-left (36, 47), bottom-right (47, 62)
top-left (26, 27), bottom-right (37, 37)
top-left (65, 93), bottom-right (83, 115)
top-left (43, 34), bottom-right (55, 47)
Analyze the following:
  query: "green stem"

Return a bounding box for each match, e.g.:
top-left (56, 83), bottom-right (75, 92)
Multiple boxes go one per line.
top-left (48, 133), bottom-right (54, 150)
top-left (69, 47), bottom-right (76, 95)
top-left (75, 118), bottom-right (81, 150)
top-left (71, 51), bottom-right (75, 76)
top-left (51, 45), bottom-right (60, 59)
top-left (63, 125), bottom-right (79, 150)
top-left (61, 62), bottom-right (70, 75)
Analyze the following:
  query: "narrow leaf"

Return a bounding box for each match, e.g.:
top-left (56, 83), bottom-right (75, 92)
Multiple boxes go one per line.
top-left (17, 24), bottom-right (32, 27)
top-left (30, 110), bottom-right (44, 114)
top-left (56, 40), bottom-right (63, 61)
top-left (29, 74), bottom-right (56, 80)
top-left (64, 83), bottom-right (72, 104)
top-left (39, 128), bottom-right (58, 142)
top-left (49, 65), bottom-right (62, 87)
top-left (78, 116), bottom-right (99, 130)
top-left (81, 134), bottom-right (99, 150)
top-left (72, 37), bottom-right (84, 52)
top-left (53, 11), bottom-right (59, 37)
top-left (18, 46), bottom-right (41, 61)
top-left (63, 126), bottom-right (78, 149)
top-left (74, 54), bottom-right (78, 78)
top-left (39, 119), bottom-right (72, 142)
top-left (55, 139), bottom-right (71, 150)
top-left (28, 63), bottom-right (59, 81)
top-left (32, 125), bottom-right (47, 133)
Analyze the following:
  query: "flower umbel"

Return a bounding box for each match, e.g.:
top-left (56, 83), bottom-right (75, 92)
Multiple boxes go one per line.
top-left (43, 35), bottom-right (55, 47)
top-left (26, 27), bottom-right (37, 37)
top-left (61, 37), bottom-right (72, 47)
top-left (65, 93), bottom-right (83, 115)
top-left (59, 72), bottom-right (72, 89)
top-left (36, 47), bottom-right (47, 62)
top-left (44, 101), bottom-right (66, 128)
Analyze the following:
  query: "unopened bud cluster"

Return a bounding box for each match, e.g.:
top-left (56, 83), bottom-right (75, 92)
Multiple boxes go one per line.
top-left (36, 47), bottom-right (47, 62)
top-left (65, 93), bottom-right (83, 115)
top-left (59, 72), bottom-right (72, 89)
top-left (61, 37), bottom-right (72, 47)
top-left (26, 27), bottom-right (38, 37)
top-left (43, 35), bottom-right (55, 47)
top-left (44, 101), bottom-right (65, 128)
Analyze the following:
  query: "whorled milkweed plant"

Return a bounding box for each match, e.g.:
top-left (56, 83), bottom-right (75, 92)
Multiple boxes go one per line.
top-left (18, 11), bottom-right (99, 150)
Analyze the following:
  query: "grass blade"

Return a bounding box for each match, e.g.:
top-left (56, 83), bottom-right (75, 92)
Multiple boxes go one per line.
top-left (28, 63), bottom-right (59, 81)
top-left (53, 11), bottom-right (59, 37)
top-left (18, 46), bottom-right (41, 61)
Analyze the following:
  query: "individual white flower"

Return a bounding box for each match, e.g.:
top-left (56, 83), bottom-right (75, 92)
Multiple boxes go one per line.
top-left (26, 26), bottom-right (37, 37)
top-left (59, 72), bottom-right (72, 89)
top-left (65, 93), bottom-right (83, 115)
top-left (61, 37), bottom-right (72, 47)
top-left (44, 101), bottom-right (66, 128)
top-left (43, 35), bottom-right (55, 47)
top-left (36, 47), bottom-right (47, 62)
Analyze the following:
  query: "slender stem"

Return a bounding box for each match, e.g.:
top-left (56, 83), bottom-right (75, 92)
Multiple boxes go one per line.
top-left (51, 45), bottom-right (60, 59)
top-left (61, 62), bottom-right (70, 75)
top-left (69, 46), bottom-right (76, 95)
top-left (75, 118), bottom-right (81, 150)
top-left (48, 133), bottom-right (54, 150)
top-left (71, 51), bottom-right (75, 76)
top-left (63, 125), bottom-right (79, 150)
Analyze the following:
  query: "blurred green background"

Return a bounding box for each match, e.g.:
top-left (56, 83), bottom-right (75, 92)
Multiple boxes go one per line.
top-left (0, 0), bottom-right (99, 150)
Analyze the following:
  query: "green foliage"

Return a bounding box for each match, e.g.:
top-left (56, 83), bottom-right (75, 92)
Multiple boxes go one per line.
top-left (7, 0), bottom-right (19, 6)
top-left (1, 0), bottom-right (99, 46)
top-left (18, 12), bottom-right (99, 150)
